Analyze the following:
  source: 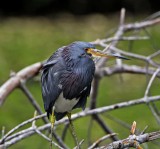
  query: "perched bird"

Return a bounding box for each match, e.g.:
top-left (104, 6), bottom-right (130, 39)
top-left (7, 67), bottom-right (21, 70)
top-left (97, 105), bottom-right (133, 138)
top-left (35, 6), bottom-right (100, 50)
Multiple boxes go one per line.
top-left (41, 41), bottom-right (128, 147)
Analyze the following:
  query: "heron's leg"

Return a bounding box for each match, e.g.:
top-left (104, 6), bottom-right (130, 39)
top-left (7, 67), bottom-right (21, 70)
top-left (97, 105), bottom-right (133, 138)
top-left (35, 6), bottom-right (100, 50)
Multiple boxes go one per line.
top-left (67, 112), bottom-right (80, 149)
top-left (50, 111), bottom-right (55, 149)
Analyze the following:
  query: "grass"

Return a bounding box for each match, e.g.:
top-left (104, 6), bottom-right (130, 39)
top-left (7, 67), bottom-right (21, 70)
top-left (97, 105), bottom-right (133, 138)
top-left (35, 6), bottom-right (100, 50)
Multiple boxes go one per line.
top-left (0, 14), bottom-right (160, 148)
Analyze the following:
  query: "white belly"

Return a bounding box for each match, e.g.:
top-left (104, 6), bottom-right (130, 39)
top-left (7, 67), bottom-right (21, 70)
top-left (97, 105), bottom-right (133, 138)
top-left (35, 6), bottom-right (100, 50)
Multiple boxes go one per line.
top-left (54, 93), bottom-right (79, 113)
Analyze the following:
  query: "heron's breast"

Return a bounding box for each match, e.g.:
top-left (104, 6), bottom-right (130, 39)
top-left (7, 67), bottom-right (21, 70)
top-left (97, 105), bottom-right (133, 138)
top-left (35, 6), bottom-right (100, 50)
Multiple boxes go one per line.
top-left (54, 93), bottom-right (79, 113)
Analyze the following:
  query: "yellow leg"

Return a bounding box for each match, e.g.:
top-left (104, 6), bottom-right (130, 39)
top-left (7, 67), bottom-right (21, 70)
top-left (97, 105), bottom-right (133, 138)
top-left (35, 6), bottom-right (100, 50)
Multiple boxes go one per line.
top-left (50, 111), bottom-right (55, 149)
top-left (67, 112), bottom-right (80, 149)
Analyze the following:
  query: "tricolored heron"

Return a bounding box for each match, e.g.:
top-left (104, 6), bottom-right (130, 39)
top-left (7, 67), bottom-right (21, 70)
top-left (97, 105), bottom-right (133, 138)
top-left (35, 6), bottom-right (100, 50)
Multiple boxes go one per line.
top-left (41, 41), bottom-right (128, 148)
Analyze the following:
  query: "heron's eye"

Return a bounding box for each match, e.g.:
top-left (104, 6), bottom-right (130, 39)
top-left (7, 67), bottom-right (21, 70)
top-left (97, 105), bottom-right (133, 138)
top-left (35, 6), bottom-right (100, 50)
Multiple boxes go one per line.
top-left (85, 48), bottom-right (89, 52)
top-left (85, 48), bottom-right (92, 56)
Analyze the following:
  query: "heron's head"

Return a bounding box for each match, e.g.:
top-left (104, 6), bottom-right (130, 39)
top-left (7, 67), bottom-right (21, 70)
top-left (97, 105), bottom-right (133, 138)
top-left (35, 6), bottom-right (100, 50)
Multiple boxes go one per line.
top-left (67, 41), bottom-right (128, 61)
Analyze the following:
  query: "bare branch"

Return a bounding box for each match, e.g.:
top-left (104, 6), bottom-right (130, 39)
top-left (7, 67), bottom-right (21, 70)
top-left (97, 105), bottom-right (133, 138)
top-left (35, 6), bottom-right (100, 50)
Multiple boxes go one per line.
top-left (123, 18), bottom-right (160, 31)
top-left (88, 133), bottom-right (117, 149)
top-left (148, 50), bottom-right (160, 59)
top-left (144, 68), bottom-right (160, 97)
top-left (105, 131), bottom-right (160, 149)
top-left (31, 112), bottom-right (65, 149)
top-left (61, 123), bottom-right (69, 141)
top-left (0, 62), bottom-right (42, 105)
top-left (119, 8), bottom-right (125, 26)
top-left (95, 8), bottom-right (126, 67)
top-left (19, 82), bottom-right (48, 124)
top-left (34, 128), bottom-right (64, 149)
top-left (95, 64), bottom-right (160, 78)
top-left (104, 114), bottom-right (131, 130)
top-left (144, 68), bottom-right (160, 124)
top-left (73, 139), bottom-right (85, 149)
top-left (1, 95), bottom-right (160, 147)
top-left (93, 114), bottom-right (118, 141)
top-left (148, 104), bottom-right (160, 125)
top-left (101, 122), bottom-right (158, 149)
top-left (95, 43), bottom-right (160, 68)
top-left (100, 36), bottom-right (149, 43)
top-left (0, 114), bottom-right (46, 144)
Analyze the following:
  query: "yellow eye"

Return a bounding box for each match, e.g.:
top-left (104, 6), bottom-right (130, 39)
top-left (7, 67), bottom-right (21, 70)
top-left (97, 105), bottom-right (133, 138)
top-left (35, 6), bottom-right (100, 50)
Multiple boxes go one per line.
top-left (85, 48), bottom-right (88, 52)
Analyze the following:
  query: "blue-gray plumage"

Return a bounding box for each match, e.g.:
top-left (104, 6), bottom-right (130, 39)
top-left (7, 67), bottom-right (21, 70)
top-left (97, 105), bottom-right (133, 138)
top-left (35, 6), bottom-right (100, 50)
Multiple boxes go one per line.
top-left (41, 41), bottom-right (95, 120)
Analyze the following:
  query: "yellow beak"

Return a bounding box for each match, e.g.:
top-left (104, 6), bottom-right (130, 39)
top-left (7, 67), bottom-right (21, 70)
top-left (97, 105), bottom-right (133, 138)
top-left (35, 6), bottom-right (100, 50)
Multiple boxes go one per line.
top-left (87, 48), bottom-right (129, 60)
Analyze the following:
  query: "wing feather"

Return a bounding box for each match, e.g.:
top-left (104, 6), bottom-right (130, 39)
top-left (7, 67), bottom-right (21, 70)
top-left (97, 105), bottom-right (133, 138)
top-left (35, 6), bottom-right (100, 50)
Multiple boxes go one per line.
top-left (41, 48), bottom-right (65, 117)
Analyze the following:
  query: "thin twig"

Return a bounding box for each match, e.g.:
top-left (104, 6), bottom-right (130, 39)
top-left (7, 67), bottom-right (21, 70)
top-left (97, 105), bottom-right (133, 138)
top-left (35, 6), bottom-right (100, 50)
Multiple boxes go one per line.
top-left (1, 127), bottom-right (5, 139)
top-left (140, 125), bottom-right (148, 135)
top-left (93, 114), bottom-right (118, 141)
top-left (61, 122), bottom-right (69, 141)
top-left (19, 82), bottom-right (48, 124)
top-left (123, 18), bottom-right (160, 31)
top-left (148, 104), bottom-right (160, 125)
top-left (0, 114), bottom-right (46, 144)
top-left (73, 139), bottom-right (85, 149)
top-left (88, 133), bottom-right (117, 149)
top-left (144, 68), bottom-right (160, 97)
top-left (98, 43), bottom-right (160, 68)
top-left (95, 64), bottom-right (160, 78)
top-left (104, 114), bottom-right (132, 130)
top-left (95, 8), bottom-right (126, 68)
top-left (87, 117), bottom-right (93, 146)
top-left (148, 50), bottom-right (160, 59)
top-left (34, 129), bottom-right (64, 149)
top-left (144, 68), bottom-right (160, 124)
top-left (32, 112), bottom-right (65, 149)
top-left (98, 36), bottom-right (149, 43)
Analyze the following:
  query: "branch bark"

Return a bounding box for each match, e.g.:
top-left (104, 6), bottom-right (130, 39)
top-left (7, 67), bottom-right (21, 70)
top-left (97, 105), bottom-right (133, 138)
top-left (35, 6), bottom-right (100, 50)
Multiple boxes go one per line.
top-left (105, 131), bottom-right (160, 149)
top-left (1, 95), bottom-right (160, 148)
top-left (95, 64), bottom-right (160, 78)
top-left (0, 62), bottom-right (42, 106)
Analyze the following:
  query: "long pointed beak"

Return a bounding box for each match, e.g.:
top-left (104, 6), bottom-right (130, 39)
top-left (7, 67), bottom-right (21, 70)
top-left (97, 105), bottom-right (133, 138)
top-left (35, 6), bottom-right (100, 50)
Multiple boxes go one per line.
top-left (87, 48), bottom-right (129, 60)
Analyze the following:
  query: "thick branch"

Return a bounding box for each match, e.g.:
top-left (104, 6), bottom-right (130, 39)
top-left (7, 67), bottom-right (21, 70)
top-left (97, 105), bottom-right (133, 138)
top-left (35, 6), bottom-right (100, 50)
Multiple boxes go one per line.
top-left (95, 64), bottom-right (160, 78)
top-left (105, 131), bottom-right (160, 149)
top-left (0, 62), bottom-right (42, 105)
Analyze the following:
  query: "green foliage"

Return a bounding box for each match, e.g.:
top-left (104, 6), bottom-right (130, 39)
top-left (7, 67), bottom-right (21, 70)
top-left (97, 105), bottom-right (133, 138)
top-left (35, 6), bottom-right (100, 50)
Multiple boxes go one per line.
top-left (0, 15), bottom-right (160, 148)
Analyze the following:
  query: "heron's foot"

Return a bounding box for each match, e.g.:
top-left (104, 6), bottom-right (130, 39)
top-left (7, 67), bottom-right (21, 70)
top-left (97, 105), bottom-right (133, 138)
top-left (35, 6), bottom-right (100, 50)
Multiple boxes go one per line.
top-left (67, 112), bottom-right (80, 149)
top-left (50, 111), bottom-right (55, 149)
top-left (50, 111), bottom-right (55, 128)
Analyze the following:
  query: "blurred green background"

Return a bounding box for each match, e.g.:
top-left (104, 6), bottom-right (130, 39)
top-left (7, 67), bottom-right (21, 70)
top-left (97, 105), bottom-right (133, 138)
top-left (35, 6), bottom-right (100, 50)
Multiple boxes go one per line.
top-left (0, 1), bottom-right (160, 148)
